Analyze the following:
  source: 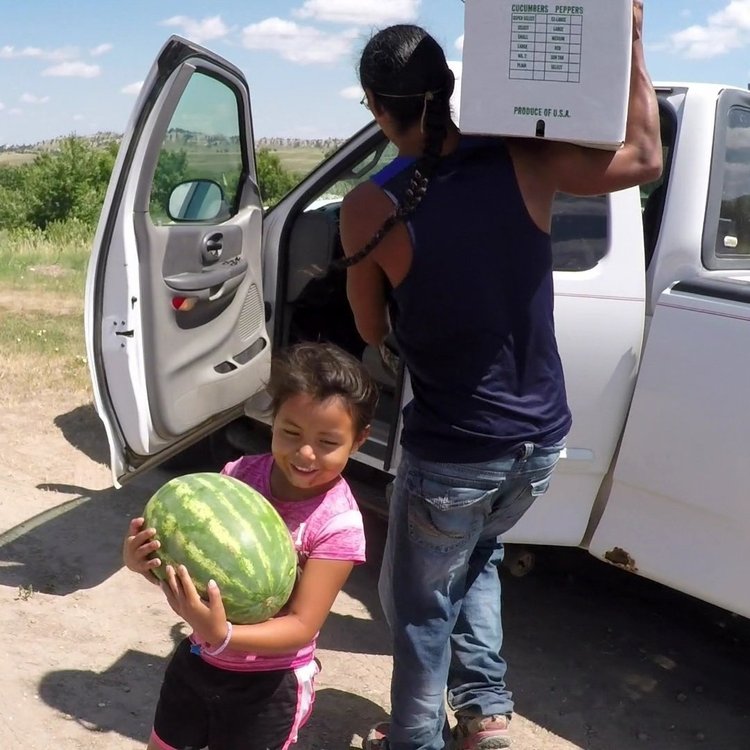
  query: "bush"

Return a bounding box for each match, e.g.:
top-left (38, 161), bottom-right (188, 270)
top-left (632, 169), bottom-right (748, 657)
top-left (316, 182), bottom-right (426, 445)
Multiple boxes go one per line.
top-left (0, 165), bottom-right (31, 230)
top-left (256, 149), bottom-right (299, 207)
top-left (23, 138), bottom-right (118, 229)
top-left (0, 138), bottom-right (302, 234)
top-left (150, 148), bottom-right (189, 218)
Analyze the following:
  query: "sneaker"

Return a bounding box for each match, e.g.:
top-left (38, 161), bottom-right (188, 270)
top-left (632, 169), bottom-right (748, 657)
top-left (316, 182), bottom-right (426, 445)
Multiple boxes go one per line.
top-left (365, 722), bottom-right (390, 750)
top-left (452, 714), bottom-right (512, 750)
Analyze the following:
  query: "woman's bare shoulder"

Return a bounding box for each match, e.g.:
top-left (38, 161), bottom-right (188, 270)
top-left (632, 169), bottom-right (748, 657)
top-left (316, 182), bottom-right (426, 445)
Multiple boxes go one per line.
top-left (341, 179), bottom-right (394, 225)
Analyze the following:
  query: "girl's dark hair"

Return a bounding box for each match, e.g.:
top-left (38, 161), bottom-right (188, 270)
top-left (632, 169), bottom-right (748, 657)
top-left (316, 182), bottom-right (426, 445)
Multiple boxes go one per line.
top-left (339, 25), bottom-right (455, 269)
top-left (268, 342), bottom-right (379, 434)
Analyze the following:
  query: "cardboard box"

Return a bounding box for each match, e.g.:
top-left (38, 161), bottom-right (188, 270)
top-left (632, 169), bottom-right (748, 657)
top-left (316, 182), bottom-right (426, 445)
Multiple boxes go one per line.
top-left (459, 0), bottom-right (633, 149)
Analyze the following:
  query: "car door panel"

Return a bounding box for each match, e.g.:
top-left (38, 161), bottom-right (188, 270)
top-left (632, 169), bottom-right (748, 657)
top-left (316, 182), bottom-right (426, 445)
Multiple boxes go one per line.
top-left (505, 188), bottom-right (646, 546)
top-left (85, 37), bottom-right (269, 485)
top-left (590, 282), bottom-right (750, 617)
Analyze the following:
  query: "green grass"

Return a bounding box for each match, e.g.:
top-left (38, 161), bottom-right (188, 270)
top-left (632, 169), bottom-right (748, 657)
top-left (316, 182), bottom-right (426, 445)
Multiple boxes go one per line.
top-left (1, 308), bottom-right (83, 355)
top-left (0, 220), bottom-right (92, 296)
top-left (158, 144), bottom-right (330, 182)
top-left (273, 148), bottom-right (329, 178)
top-left (0, 144), bottom-right (332, 177)
top-left (0, 220), bottom-right (91, 397)
top-left (0, 305), bottom-right (89, 396)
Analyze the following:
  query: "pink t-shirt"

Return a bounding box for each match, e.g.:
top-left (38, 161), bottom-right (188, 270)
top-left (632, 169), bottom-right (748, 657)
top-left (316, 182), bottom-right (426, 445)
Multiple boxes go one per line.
top-left (190, 453), bottom-right (366, 672)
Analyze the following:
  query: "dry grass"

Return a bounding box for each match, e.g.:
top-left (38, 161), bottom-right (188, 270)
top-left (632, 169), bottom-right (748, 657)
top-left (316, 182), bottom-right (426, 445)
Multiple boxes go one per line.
top-left (0, 152), bottom-right (37, 167)
top-left (0, 298), bottom-right (90, 403)
top-left (273, 147), bottom-right (329, 177)
top-left (0, 351), bottom-right (91, 406)
top-left (0, 222), bottom-right (91, 403)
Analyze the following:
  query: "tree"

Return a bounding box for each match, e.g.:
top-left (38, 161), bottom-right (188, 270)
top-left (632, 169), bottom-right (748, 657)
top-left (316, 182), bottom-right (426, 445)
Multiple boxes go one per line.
top-left (256, 149), bottom-right (299, 207)
top-left (0, 165), bottom-right (31, 230)
top-left (150, 148), bottom-right (188, 219)
top-left (23, 137), bottom-right (118, 229)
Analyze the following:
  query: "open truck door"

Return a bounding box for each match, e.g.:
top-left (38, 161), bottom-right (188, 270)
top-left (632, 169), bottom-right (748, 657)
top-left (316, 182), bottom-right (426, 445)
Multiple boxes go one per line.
top-left (84, 36), bottom-right (270, 486)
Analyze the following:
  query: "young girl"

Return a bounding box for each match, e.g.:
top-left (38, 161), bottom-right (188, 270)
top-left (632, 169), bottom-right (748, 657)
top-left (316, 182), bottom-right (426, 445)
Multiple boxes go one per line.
top-left (123, 342), bottom-right (379, 750)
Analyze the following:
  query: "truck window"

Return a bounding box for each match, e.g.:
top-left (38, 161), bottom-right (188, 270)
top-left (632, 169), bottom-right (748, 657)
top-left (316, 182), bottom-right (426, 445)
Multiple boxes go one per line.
top-left (551, 193), bottom-right (609, 272)
top-left (148, 71), bottom-right (244, 225)
top-left (715, 107), bottom-right (750, 261)
top-left (305, 139), bottom-right (611, 273)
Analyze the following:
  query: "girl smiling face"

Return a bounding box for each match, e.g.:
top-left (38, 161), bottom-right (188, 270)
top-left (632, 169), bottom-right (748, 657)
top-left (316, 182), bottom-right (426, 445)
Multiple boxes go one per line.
top-left (269, 393), bottom-right (369, 502)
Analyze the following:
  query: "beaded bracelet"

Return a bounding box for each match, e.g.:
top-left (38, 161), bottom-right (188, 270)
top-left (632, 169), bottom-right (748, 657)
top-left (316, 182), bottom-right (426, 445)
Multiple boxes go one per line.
top-left (203, 622), bottom-right (233, 656)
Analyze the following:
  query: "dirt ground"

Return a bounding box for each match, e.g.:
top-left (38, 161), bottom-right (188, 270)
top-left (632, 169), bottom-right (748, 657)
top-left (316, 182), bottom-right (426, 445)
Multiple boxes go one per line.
top-left (1, 391), bottom-right (750, 750)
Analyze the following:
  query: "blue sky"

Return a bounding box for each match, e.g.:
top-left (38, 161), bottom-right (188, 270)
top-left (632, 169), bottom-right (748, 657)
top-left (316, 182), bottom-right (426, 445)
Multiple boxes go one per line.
top-left (1, 0), bottom-right (750, 147)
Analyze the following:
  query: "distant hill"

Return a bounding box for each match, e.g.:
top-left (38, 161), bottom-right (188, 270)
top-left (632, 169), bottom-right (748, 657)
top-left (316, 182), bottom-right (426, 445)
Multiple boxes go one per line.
top-left (0, 132), bottom-right (121, 154)
top-left (0, 132), bottom-right (346, 155)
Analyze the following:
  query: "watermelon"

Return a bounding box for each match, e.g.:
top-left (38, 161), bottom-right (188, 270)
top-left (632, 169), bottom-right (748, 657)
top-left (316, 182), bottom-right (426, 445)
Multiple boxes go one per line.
top-left (143, 472), bottom-right (297, 625)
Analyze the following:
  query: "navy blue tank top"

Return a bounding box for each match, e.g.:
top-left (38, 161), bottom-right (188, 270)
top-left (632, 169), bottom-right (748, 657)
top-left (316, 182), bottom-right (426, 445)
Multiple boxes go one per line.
top-left (371, 135), bottom-right (571, 463)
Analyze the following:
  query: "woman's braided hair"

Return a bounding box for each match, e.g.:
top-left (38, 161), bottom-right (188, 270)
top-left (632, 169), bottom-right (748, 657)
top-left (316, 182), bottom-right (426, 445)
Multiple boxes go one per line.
top-left (338, 25), bottom-right (454, 269)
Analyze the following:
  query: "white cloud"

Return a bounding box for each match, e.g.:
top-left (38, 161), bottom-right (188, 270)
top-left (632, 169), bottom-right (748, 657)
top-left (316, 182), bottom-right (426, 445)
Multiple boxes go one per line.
top-left (455, 34), bottom-right (464, 53)
top-left (42, 61), bottom-right (100, 78)
top-left (293, 0), bottom-right (420, 25)
top-left (160, 15), bottom-right (229, 43)
top-left (20, 93), bottom-right (50, 104)
top-left (121, 81), bottom-right (144, 95)
top-left (9, 108), bottom-right (22, 116)
top-left (340, 85), bottom-right (363, 100)
top-left (241, 18), bottom-right (358, 64)
top-left (90, 43), bottom-right (113, 57)
top-left (0, 45), bottom-right (78, 61)
top-left (667, 0), bottom-right (750, 58)
top-left (73, 114), bottom-right (85, 121)
top-left (668, 23), bottom-right (741, 58)
top-left (0, 102), bottom-right (4, 111)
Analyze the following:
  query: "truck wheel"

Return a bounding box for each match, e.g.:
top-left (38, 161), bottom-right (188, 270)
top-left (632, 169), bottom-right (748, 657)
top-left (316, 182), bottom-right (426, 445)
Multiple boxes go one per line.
top-left (504, 546), bottom-right (536, 577)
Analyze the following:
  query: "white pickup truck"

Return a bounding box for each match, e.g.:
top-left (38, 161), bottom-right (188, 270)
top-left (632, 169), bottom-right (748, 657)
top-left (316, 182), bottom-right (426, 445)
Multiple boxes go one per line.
top-left (85, 37), bottom-right (750, 620)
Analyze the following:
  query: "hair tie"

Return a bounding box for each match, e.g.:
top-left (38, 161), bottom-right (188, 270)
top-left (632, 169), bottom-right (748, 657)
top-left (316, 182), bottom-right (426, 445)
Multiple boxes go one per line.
top-left (420, 91), bottom-right (436, 134)
top-left (372, 87), bottom-right (442, 100)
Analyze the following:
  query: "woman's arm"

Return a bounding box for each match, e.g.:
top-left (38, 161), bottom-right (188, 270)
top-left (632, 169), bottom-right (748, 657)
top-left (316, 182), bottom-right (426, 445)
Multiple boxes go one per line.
top-left (538, 0), bottom-right (662, 196)
top-left (339, 181), bottom-right (393, 347)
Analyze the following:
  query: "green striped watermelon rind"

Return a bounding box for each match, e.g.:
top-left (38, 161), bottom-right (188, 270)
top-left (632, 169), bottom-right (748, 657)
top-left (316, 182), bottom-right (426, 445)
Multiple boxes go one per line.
top-left (143, 472), bottom-right (298, 625)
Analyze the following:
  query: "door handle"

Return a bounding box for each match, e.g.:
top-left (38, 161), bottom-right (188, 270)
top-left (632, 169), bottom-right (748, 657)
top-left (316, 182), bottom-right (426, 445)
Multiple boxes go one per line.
top-left (204, 233), bottom-right (224, 262)
top-left (164, 257), bottom-right (248, 301)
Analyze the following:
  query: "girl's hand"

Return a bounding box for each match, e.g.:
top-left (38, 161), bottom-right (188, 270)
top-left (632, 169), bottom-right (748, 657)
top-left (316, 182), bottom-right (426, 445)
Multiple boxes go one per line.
top-left (161, 564), bottom-right (228, 646)
top-left (122, 517), bottom-right (161, 585)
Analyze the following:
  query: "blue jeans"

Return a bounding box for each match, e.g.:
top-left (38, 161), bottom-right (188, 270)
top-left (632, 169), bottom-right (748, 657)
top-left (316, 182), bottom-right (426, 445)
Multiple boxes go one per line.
top-left (378, 441), bottom-right (564, 750)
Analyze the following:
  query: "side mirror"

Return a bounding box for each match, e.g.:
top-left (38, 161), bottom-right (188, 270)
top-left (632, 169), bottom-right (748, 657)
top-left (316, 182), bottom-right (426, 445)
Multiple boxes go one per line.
top-left (168, 179), bottom-right (227, 222)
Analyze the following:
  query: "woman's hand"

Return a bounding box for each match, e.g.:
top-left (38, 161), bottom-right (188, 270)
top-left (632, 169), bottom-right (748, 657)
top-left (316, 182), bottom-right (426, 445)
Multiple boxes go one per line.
top-left (161, 564), bottom-right (228, 647)
top-left (122, 517), bottom-right (161, 585)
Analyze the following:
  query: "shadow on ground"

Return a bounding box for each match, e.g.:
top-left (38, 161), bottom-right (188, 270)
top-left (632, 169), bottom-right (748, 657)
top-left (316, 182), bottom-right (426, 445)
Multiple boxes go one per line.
top-left (38, 623), bottom-right (389, 748)
top-left (54, 403), bottom-right (110, 466)
top-left (497, 546), bottom-right (750, 749)
top-left (318, 522), bottom-right (750, 750)
top-left (0, 406), bottom-right (249, 597)
top-left (0, 474), bottom-right (170, 596)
